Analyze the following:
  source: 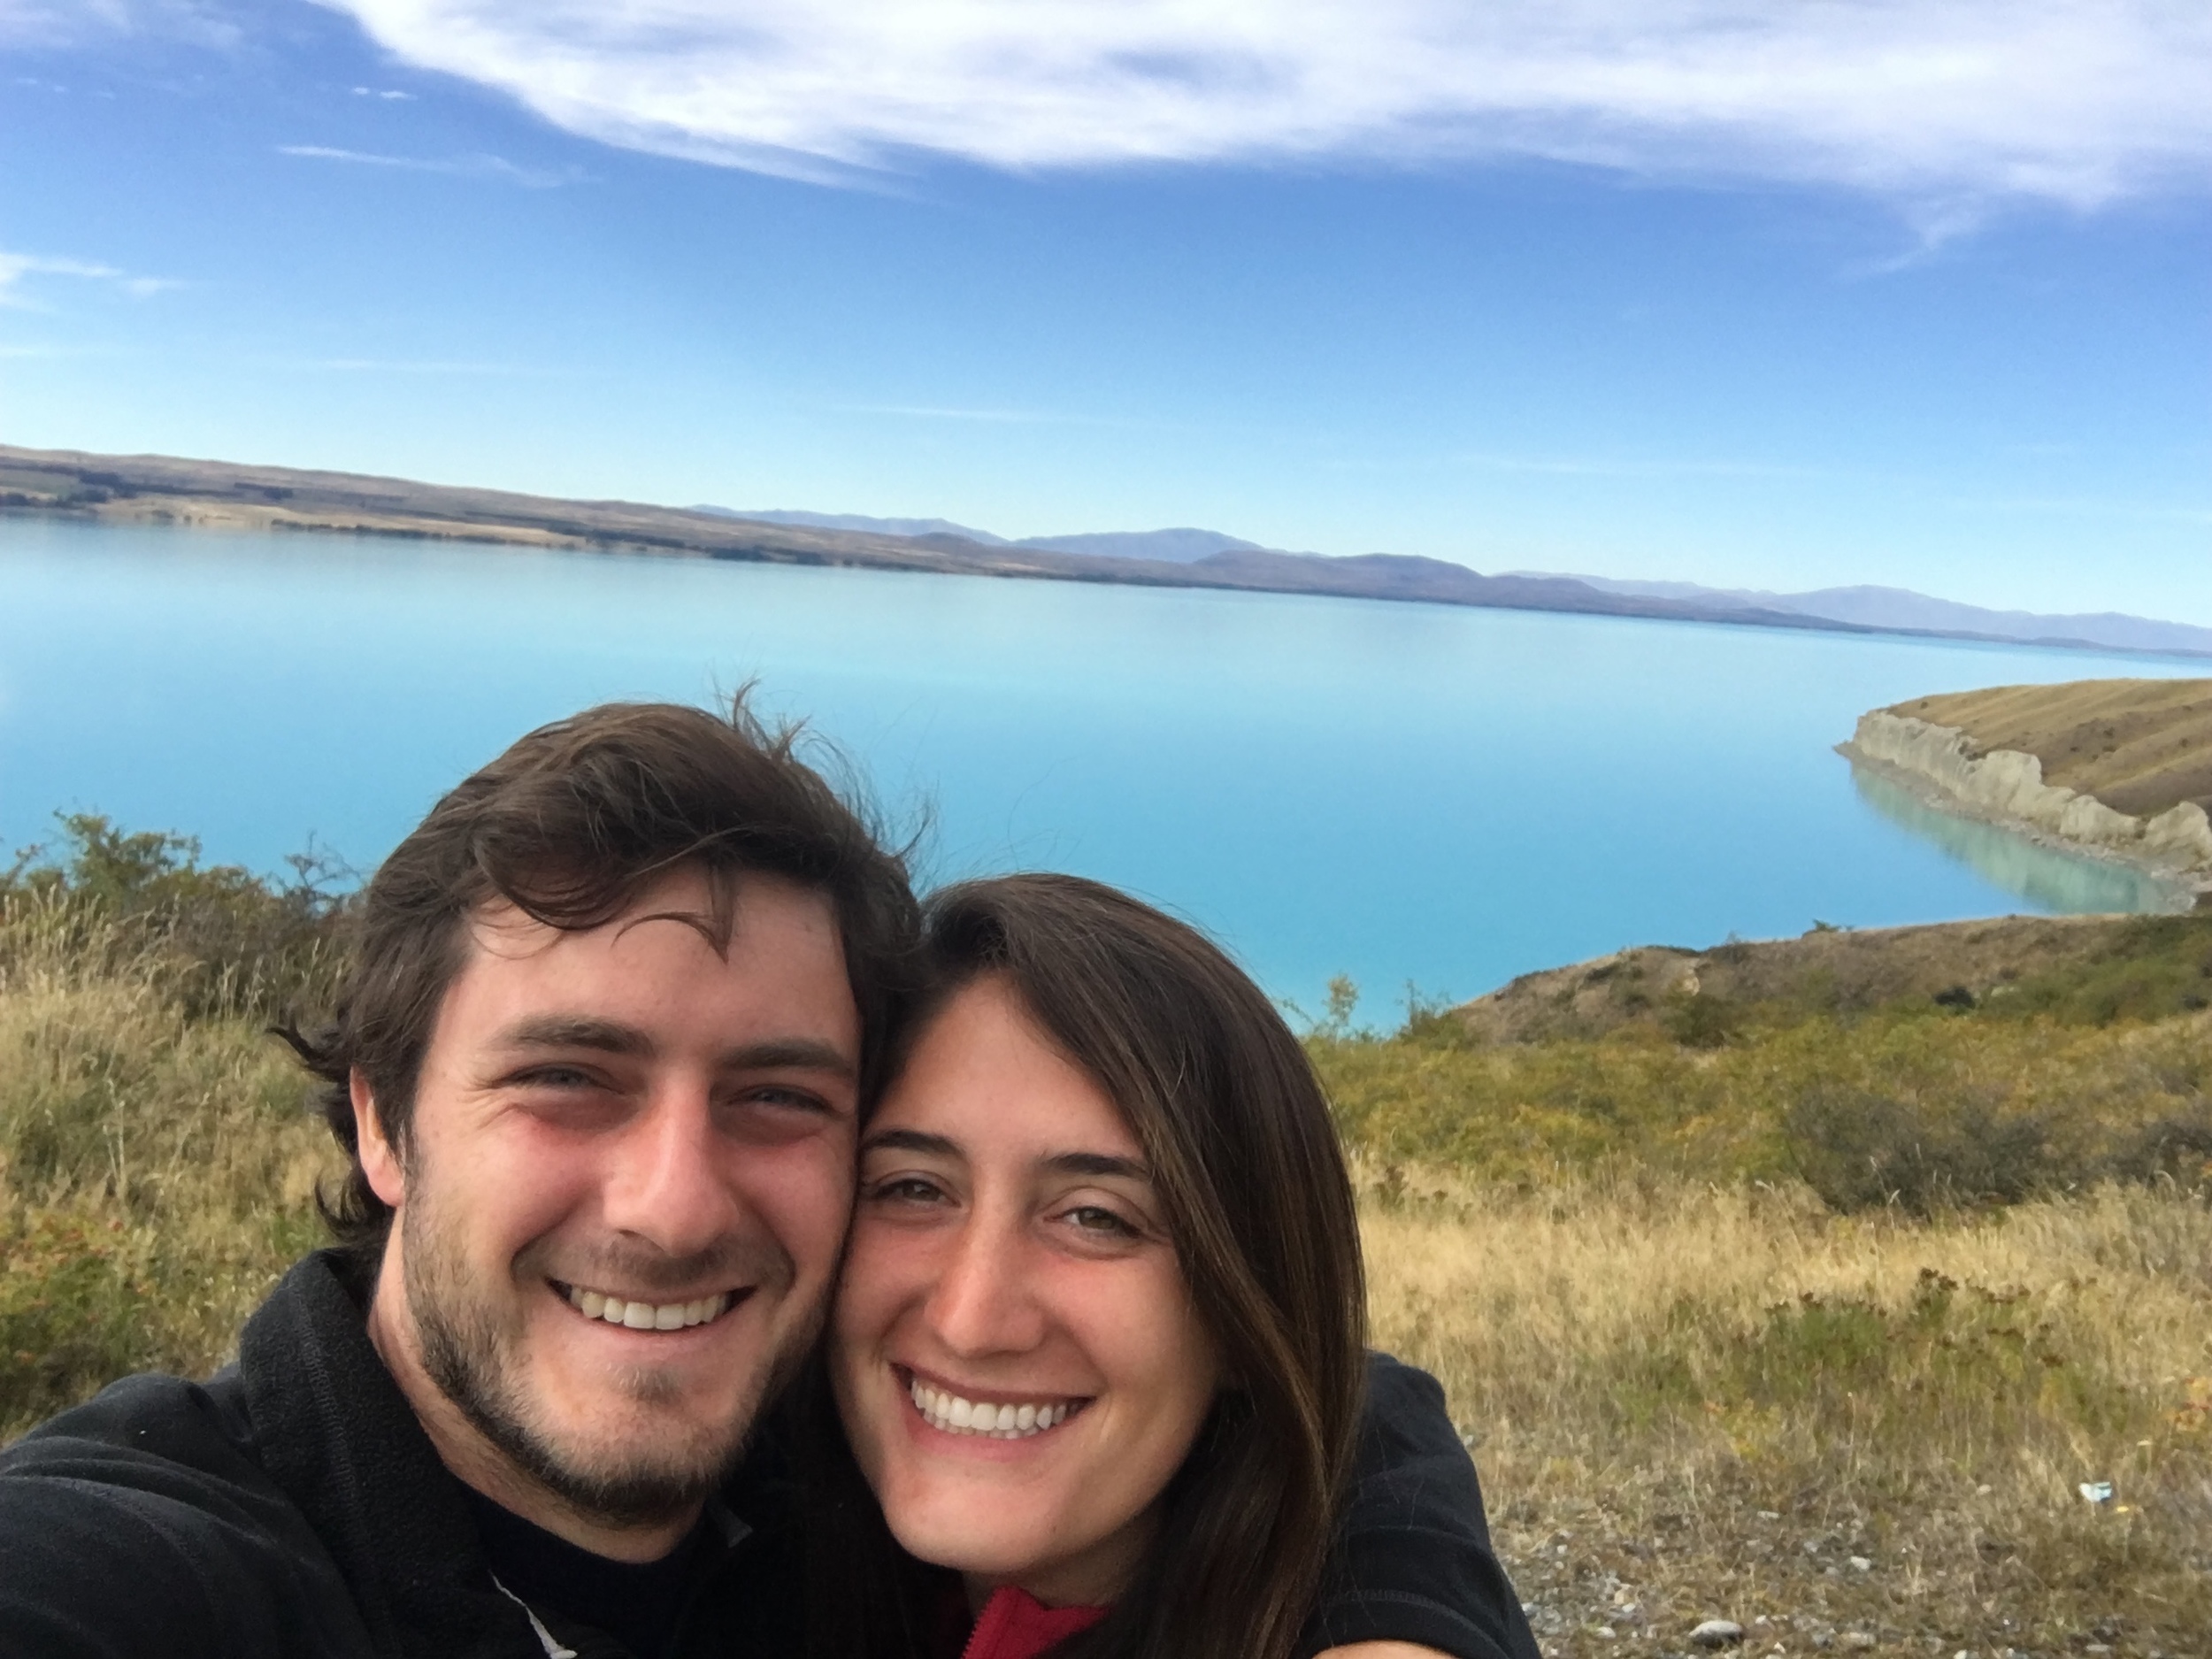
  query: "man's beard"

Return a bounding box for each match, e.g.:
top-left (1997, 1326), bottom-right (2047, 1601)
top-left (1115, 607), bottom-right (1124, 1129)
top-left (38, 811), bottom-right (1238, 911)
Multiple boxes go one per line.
top-left (399, 1178), bottom-right (820, 1532)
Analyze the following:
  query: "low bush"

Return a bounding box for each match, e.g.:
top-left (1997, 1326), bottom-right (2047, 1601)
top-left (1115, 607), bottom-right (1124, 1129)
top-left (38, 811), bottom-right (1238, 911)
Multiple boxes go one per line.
top-left (1310, 974), bottom-right (2212, 1205)
top-left (2, 812), bottom-right (353, 1024)
top-left (1781, 1087), bottom-right (2059, 1215)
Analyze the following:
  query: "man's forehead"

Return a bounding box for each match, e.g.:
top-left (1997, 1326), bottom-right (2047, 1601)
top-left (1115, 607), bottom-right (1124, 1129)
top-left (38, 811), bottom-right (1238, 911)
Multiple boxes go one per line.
top-left (461, 869), bottom-right (838, 958)
top-left (439, 872), bottom-right (857, 1044)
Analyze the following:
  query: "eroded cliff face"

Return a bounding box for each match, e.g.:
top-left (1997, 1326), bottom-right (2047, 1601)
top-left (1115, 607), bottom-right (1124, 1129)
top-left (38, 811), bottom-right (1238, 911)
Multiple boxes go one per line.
top-left (1844, 710), bottom-right (2212, 887)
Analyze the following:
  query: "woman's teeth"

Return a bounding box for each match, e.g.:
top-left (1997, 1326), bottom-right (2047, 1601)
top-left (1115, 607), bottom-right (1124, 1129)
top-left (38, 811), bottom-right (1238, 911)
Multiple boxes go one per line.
top-left (909, 1376), bottom-right (1078, 1438)
top-left (564, 1285), bottom-right (731, 1331)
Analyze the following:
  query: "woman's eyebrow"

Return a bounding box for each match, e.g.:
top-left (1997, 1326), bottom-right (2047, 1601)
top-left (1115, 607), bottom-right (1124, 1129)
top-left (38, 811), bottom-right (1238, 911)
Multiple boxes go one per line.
top-left (859, 1127), bottom-right (961, 1158)
top-left (1041, 1151), bottom-right (1151, 1181)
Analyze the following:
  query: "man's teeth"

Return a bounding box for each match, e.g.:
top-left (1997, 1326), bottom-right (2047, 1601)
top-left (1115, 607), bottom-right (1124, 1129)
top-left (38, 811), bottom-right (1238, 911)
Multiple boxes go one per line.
top-left (564, 1286), bottom-right (731, 1331)
top-left (909, 1376), bottom-right (1077, 1439)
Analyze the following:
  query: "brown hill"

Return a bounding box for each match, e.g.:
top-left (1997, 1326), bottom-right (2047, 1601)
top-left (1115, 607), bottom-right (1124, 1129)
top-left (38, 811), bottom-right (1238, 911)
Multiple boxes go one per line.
top-left (1887, 678), bottom-right (2212, 818)
top-left (1449, 911), bottom-right (2212, 1043)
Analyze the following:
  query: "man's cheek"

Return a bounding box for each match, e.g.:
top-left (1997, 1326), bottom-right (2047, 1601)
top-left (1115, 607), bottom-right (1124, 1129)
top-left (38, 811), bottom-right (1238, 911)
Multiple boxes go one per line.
top-left (765, 1151), bottom-right (858, 1291)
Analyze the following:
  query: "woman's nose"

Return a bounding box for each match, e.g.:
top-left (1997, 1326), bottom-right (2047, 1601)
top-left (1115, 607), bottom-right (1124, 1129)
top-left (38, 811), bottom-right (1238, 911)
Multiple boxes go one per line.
top-left (921, 1215), bottom-right (1047, 1358)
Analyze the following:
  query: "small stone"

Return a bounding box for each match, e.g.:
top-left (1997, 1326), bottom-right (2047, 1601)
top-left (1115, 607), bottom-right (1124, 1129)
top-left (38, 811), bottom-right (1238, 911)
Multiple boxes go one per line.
top-left (1847, 1555), bottom-right (1874, 1571)
top-left (1691, 1620), bottom-right (1747, 1649)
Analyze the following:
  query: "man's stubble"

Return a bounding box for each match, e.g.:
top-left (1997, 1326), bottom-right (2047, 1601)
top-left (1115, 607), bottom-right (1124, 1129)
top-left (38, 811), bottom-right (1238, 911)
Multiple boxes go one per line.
top-left (399, 1152), bottom-right (824, 1531)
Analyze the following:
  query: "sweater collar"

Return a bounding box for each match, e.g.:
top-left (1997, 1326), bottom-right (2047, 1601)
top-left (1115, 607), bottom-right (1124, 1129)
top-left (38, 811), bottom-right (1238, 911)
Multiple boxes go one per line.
top-left (239, 1250), bottom-right (524, 1657)
top-left (235, 1250), bottom-right (767, 1659)
top-left (957, 1586), bottom-right (1108, 1659)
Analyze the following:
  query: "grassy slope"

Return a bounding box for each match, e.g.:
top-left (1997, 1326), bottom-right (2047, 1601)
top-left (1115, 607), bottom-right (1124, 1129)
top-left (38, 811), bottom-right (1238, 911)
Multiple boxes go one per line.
top-left (1318, 913), bottom-right (2212, 1202)
top-left (1891, 678), bottom-right (2212, 818)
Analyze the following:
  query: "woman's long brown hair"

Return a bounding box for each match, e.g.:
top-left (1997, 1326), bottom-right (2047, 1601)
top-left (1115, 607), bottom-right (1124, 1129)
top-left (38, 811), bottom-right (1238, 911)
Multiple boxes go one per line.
top-left (796, 872), bottom-right (1368, 1659)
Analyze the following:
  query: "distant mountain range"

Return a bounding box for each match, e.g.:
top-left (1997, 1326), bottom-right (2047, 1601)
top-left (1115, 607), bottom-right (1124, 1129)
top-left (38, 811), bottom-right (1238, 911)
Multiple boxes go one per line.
top-left (2, 444), bottom-right (2200, 660)
top-left (1509, 574), bottom-right (2212, 658)
top-left (696, 508), bottom-right (1260, 565)
top-left (704, 506), bottom-right (2211, 658)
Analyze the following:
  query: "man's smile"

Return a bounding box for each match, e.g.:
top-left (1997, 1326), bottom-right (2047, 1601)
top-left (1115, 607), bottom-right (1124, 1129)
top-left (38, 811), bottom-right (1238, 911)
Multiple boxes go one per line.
top-left (551, 1279), bottom-right (755, 1332)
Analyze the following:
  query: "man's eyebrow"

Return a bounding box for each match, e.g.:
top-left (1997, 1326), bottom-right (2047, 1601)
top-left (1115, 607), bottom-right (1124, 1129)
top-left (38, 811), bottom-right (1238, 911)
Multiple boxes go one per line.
top-left (860, 1127), bottom-right (960, 1158)
top-left (726, 1038), bottom-right (856, 1079)
top-left (1041, 1151), bottom-right (1151, 1182)
top-left (500, 1016), bottom-right (650, 1055)
top-left (495, 1020), bottom-right (855, 1079)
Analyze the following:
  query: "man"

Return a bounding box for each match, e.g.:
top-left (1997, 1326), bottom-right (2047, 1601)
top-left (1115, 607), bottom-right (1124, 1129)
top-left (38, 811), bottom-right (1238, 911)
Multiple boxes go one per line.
top-left (0, 698), bottom-right (1536, 1659)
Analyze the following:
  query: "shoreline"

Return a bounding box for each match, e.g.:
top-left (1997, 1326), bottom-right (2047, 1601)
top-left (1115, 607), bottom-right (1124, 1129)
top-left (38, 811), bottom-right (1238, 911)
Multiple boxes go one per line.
top-left (1836, 724), bottom-right (2208, 914)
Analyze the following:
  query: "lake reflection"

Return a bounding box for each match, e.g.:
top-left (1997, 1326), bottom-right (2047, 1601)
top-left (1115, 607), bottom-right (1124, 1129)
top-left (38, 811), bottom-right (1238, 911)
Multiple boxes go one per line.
top-left (1847, 764), bottom-right (2184, 916)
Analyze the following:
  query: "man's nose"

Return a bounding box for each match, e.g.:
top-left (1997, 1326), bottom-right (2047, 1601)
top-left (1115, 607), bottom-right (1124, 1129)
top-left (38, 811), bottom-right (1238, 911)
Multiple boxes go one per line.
top-left (921, 1211), bottom-right (1046, 1359)
top-left (601, 1084), bottom-right (741, 1256)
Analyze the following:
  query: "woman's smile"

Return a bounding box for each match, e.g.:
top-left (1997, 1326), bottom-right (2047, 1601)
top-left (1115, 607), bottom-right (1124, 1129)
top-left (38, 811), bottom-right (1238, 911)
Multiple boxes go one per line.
top-left (897, 1365), bottom-right (1091, 1441)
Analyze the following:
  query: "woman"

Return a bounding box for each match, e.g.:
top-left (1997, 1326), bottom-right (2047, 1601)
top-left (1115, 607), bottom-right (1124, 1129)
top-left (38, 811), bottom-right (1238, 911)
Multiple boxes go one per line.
top-left (803, 872), bottom-right (1373, 1659)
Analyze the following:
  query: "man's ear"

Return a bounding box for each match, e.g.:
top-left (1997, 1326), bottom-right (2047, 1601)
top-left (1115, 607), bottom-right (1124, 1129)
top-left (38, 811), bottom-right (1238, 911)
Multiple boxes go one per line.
top-left (350, 1070), bottom-right (406, 1209)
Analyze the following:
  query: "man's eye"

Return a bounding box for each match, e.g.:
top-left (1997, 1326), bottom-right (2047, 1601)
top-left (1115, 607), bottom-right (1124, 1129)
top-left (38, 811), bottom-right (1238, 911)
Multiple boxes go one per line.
top-left (511, 1064), bottom-right (600, 1090)
top-left (742, 1085), bottom-right (830, 1114)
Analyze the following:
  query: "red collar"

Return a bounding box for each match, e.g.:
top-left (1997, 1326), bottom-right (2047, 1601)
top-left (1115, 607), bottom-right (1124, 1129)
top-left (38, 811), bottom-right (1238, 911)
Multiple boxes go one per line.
top-left (958, 1586), bottom-right (1108, 1659)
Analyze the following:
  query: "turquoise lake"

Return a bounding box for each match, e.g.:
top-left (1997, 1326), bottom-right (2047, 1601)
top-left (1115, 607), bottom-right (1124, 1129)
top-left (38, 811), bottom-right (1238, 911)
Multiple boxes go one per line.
top-left (1, 518), bottom-right (2198, 1014)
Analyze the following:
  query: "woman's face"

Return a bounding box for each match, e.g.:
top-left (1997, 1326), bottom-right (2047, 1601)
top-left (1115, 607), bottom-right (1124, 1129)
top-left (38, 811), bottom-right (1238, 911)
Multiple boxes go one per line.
top-left (831, 977), bottom-right (1220, 1608)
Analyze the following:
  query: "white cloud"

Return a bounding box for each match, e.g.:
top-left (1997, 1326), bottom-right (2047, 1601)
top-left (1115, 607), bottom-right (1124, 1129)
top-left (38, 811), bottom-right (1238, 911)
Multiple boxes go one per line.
top-left (0, 250), bottom-right (178, 307)
top-left (277, 143), bottom-right (569, 185)
top-left (313, 1), bottom-right (2212, 205)
top-left (0, 0), bottom-right (235, 49)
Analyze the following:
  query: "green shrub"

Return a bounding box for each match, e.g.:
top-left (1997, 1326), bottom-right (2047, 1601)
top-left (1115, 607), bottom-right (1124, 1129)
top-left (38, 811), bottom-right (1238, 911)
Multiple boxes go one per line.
top-left (1, 812), bottom-right (354, 1025)
top-left (1782, 1087), bottom-right (2060, 1215)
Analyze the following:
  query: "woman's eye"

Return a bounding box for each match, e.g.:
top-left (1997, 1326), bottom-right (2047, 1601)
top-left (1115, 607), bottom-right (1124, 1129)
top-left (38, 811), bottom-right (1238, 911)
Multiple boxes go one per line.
top-left (866, 1176), bottom-right (949, 1207)
top-left (1063, 1204), bottom-right (1141, 1240)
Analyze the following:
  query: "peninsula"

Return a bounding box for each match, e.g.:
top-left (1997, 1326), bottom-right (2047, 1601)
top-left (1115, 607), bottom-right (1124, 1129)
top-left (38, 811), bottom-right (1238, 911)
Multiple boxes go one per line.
top-left (0, 442), bottom-right (2109, 649)
top-left (1840, 678), bottom-right (2212, 904)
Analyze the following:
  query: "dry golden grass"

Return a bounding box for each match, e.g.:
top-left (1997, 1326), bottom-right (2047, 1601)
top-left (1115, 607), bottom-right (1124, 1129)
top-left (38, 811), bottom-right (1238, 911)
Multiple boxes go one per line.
top-left (1362, 1166), bottom-right (2212, 1657)
top-left (0, 899), bottom-right (334, 1437)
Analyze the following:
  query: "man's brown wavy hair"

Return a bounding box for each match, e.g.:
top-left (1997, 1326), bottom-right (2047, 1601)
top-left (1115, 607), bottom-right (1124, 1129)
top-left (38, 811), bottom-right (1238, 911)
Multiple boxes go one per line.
top-left (281, 695), bottom-right (923, 1272)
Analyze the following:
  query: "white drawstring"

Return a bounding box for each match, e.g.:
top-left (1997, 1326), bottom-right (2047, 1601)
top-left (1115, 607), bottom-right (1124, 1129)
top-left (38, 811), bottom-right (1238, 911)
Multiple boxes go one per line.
top-left (491, 1576), bottom-right (580, 1659)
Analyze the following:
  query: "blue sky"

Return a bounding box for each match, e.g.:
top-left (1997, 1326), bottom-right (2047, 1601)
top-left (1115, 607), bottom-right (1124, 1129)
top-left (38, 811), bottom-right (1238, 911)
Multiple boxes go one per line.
top-left (3, 1), bottom-right (2208, 619)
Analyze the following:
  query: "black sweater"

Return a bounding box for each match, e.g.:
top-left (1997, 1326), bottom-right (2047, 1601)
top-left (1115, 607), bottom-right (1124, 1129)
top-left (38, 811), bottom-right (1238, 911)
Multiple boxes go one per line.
top-left (0, 1252), bottom-right (1537, 1659)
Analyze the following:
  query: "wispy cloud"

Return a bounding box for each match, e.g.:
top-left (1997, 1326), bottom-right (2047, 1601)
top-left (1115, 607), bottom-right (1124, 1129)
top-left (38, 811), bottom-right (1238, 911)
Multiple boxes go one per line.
top-left (1947, 493), bottom-right (2212, 526)
top-left (0, 0), bottom-right (237, 50)
top-left (277, 143), bottom-right (570, 186)
top-left (350, 84), bottom-right (413, 100)
top-left (316, 1), bottom-right (2212, 208)
top-left (0, 250), bottom-right (179, 307)
top-left (274, 356), bottom-right (531, 373)
top-left (842, 403), bottom-right (1067, 425)
top-left (1446, 449), bottom-right (1833, 481)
